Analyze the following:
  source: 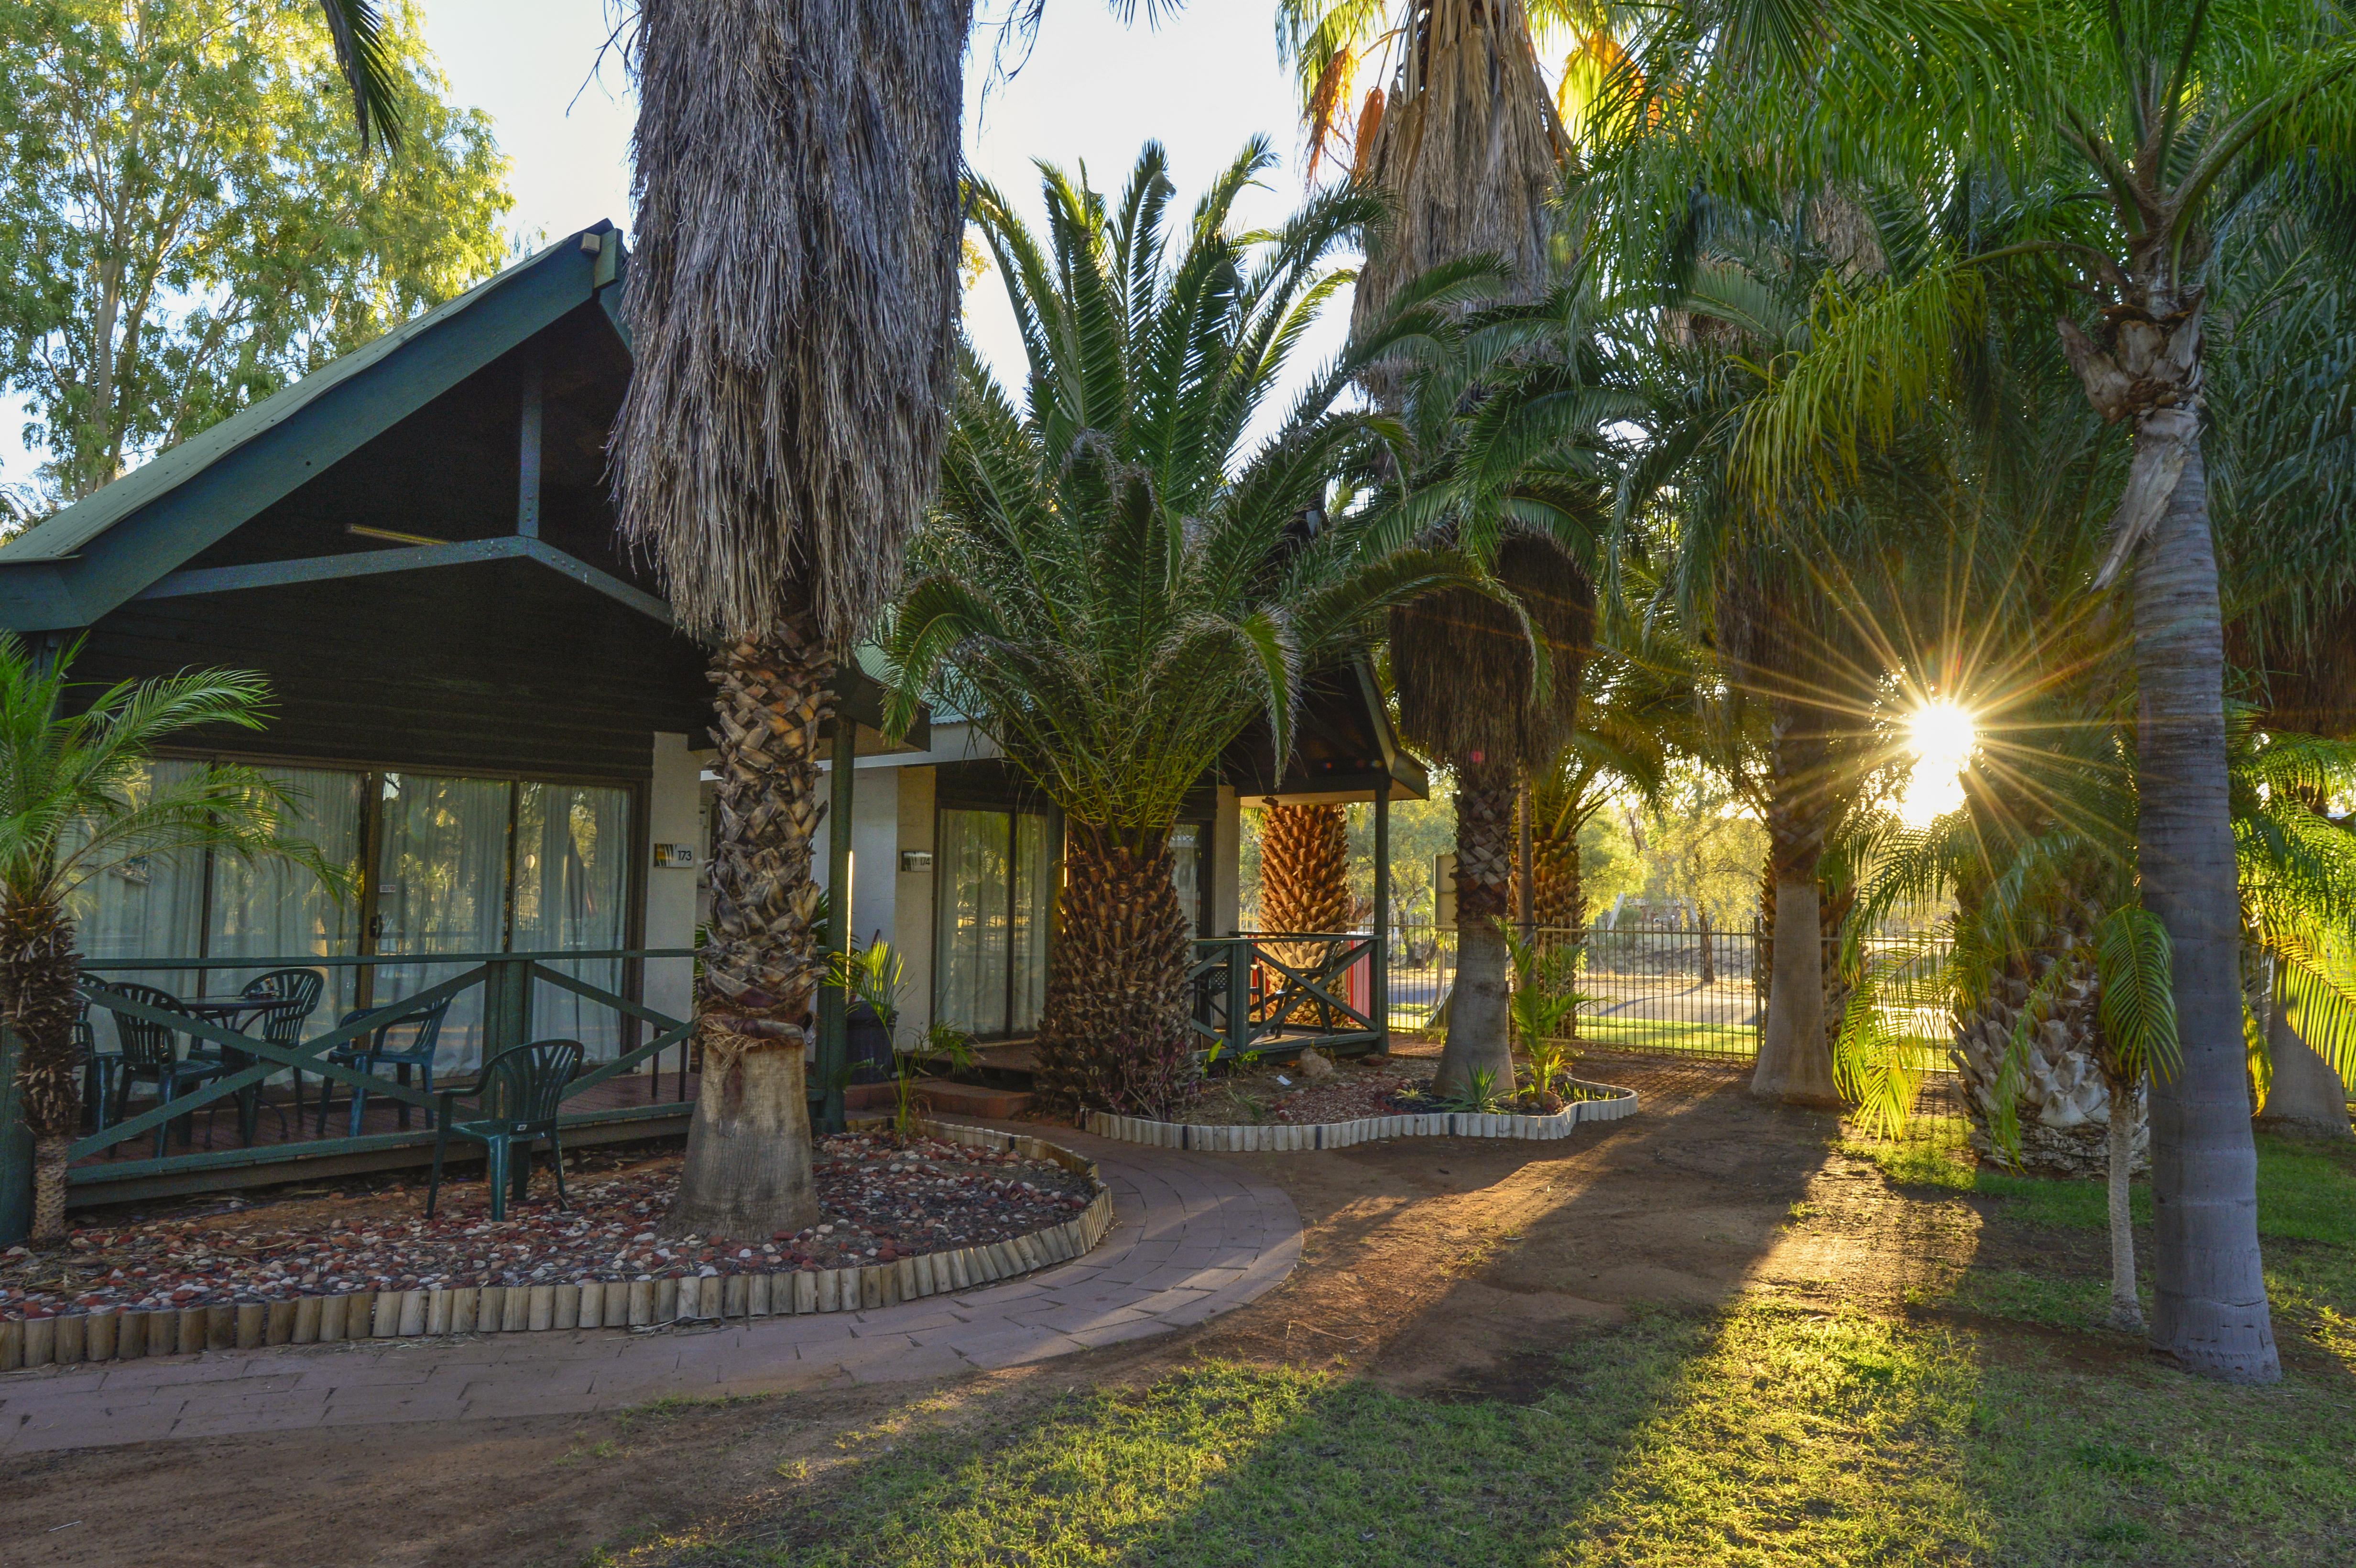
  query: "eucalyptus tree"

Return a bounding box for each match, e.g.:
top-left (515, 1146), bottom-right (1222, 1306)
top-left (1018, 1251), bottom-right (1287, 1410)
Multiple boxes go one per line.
top-left (0, 640), bottom-right (346, 1240)
top-left (887, 143), bottom-right (1481, 1114)
top-left (610, 0), bottom-right (969, 1240)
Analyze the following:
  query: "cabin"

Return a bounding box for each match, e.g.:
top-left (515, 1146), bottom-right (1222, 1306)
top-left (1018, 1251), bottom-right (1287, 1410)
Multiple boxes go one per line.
top-left (0, 223), bottom-right (1423, 1237)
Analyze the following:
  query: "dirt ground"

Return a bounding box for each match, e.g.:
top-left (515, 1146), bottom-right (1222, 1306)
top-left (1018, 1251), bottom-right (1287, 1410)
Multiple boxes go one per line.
top-left (0, 1052), bottom-right (2084, 1568)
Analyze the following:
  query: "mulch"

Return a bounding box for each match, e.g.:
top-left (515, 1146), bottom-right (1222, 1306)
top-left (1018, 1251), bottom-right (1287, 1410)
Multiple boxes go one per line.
top-left (1173, 1054), bottom-right (1439, 1127)
top-left (0, 1131), bottom-right (1096, 1321)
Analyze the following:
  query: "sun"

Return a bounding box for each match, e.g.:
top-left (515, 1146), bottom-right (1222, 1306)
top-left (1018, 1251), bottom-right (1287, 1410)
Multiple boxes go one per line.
top-left (1898, 700), bottom-right (1976, 827)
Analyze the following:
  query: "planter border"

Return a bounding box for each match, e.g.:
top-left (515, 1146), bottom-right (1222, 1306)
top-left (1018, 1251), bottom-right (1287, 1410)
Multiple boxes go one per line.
top-left (1087, 1078), bottom-right (1639, 1152)
top-left (0, 1119), bottom-right (1108, 1372)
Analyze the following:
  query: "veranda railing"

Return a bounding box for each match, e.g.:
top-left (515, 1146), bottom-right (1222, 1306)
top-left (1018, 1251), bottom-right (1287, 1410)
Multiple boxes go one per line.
top-left (1188, 933), bottom-right (1385, 1062)
top-left (67, 948), bottom-right (697, 1185)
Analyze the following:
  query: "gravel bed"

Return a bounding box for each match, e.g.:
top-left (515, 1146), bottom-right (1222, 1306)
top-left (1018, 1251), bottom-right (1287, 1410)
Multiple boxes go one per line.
top-left (1173, 1056), bottom-right (1438, 1127)
top-left (0, 1132), bottom-right (1096, 1321)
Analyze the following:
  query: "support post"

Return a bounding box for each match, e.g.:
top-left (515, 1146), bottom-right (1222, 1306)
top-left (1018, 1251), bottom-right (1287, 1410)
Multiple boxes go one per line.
top-left (516, 352), bottom-right (543, 539)
top-left (818, 719), bottom-right (856, 1133)
top-left (1226, 937), bottom-right (1251, 1060)
top-left (1373, 787), bottom-right (1391, 1053)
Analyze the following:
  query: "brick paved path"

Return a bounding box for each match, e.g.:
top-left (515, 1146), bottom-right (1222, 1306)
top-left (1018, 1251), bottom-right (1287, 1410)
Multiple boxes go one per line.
top-left (0, 1128), bottom-right (1300, 1454)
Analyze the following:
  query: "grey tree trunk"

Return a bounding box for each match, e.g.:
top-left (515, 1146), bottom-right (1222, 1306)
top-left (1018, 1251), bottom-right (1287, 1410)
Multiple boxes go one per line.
top-left (2107, 1077), bottom-right (2144, 1332)
top-left (1752, 877), bottom-right (1839, 1103)
top-left (2132, 435), bottom-right (2280, 1382)
top-left (671, 1036), bottom-right (818, 1240)
top-left (2259, 979), bottom-right (2352, 1140)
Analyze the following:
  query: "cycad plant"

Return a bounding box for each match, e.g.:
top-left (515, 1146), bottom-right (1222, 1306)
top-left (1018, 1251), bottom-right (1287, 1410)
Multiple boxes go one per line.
top-left (0, 637), bottom-right (345, 1240)
top-left (887, 142), bottom-right (1481, 1115)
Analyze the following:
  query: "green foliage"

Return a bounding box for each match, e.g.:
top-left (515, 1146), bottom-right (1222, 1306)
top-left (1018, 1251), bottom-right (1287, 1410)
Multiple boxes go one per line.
top-left (0, 632), bottom-right (351, 911)
top-left (1500, 920), bottom-right (1587, 1096)
top-left (884, 140), bottom-right (1483, 838)
top-left (832, 939), bottom-right (908, 1034)
top-left (0, 0), bottom-right (512, 510)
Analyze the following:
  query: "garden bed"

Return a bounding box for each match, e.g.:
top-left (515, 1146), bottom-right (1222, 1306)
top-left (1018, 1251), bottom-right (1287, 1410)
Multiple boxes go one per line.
top-left (0, 1120), bottom-right (1110, 1366)
top-left (1091, 1077), bottom-right (1639, 1151)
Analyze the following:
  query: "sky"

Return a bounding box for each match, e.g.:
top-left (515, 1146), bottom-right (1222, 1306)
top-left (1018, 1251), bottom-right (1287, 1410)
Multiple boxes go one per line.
top-left (1, 0), bottom-right (1343, 493)
top-left (414, 0), bottom-right (1348, 415)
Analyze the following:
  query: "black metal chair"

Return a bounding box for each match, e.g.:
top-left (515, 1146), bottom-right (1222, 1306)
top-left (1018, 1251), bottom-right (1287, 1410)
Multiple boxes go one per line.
top-left (426, 1039), bottom-right (582, 1220)
top-left (100, 983), bottom-right (225, 1156)
top-left (71, 1000), bottom-right (115, 1134)
top-left (315, 996), bottom-right (453, 1137)
top-left (237, 969), bottom-right (325, 1122)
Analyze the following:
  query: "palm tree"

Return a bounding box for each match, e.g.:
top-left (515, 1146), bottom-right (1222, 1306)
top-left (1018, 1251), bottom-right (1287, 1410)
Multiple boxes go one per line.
top-left (887, 142), bottom-right (1482, 1115)
top-left (0, 637), bottom-right (346, 1241)
top-left (609, 0), bottom-right (969, 1240)
top-left (1618, 0), bottom-right (2356, 1383)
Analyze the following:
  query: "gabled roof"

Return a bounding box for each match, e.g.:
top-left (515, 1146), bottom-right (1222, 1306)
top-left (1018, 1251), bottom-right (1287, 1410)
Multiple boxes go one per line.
top-left (0, 222), bottom-right (626, 631)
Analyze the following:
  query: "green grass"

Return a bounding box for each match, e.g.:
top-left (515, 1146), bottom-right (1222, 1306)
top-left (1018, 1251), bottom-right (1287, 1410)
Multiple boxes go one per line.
top-left (637, 1305), bottom-right (2356, 1567)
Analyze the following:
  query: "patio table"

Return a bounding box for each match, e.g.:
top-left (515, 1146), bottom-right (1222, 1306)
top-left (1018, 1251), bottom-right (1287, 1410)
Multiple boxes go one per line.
top-left (185, 996), bottom-right (285, 1145)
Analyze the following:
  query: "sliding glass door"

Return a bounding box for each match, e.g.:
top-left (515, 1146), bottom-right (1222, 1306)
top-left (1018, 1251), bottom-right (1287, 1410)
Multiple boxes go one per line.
top-left (934, 807), bottom-right (1050, 1039)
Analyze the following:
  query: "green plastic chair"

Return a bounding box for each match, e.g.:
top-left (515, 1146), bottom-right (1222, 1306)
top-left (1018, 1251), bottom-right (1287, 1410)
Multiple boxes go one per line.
top-left (426, 1039), bottom-right (582, 1220)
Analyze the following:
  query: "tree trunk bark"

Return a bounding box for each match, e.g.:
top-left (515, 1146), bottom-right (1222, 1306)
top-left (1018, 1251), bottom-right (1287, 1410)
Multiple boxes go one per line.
top-left (2258, 976), bottom-right (2351, 1140)
top-left (666, 622), bottom-right (832, 1241)
top-left (1036, 823), bottom-right (1193, 1117)
top-left (1437, 760), bottom-right (1516, 1099)
top-left (1751, 707), bottom-right (1841, 1104)
top-left (0, 896), bottom-right (84, 1241)
top-left (2132, 433), bottom-right (2280, 1381)
top-left (2107, 1074), bottom-right (2144, 1331)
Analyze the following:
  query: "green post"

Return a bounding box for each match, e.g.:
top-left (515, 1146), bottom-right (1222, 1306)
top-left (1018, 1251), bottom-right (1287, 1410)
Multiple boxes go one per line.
top-left (484, 957), bottom-right (534, 1063)
top-left (1226, 936), bottom-right (1251, 1059)
top-left (1373, 786), bottom-right (1391, 1053)
top-left (818, 718), bottom-right (856, 1133)
top-left (0, 1028), bottom-right (30, 1244)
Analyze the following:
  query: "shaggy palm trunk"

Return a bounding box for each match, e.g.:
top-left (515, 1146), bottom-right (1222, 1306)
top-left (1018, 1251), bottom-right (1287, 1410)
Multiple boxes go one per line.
top-left (0, 897), bottom-right (83, 1241)
top-left (1513, 806), bottom-right (1584, 931)
top-left (2107, 1072), bottom-right (2144, 1331)
top-left (2132, 436), bottom-right (2280, 1381)
top-left (2259, 974), bottom-right (2352, 1139)
top-left (1437, 760), bottom-right (1516, 1099)
top-left (1952, 936), bottom-right (2149, 1178)
top-left (1752, 708), bottom-right (1840, 1104)
top-left (1257, 803), bottom-right (1353, 1005)
top-left (1038, 824), bottom-right (1193, 1117)
top-left (669, 623), bottom-right (830, 1241)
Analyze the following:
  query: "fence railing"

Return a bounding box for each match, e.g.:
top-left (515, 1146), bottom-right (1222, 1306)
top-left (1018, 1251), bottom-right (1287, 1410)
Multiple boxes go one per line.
top-left (1382, 923), bottom-right (1954, 1068)
top-left (1189, 934), bottom-right (1384, 1062)
top-left (69, 949), bottom-right (697, 1182)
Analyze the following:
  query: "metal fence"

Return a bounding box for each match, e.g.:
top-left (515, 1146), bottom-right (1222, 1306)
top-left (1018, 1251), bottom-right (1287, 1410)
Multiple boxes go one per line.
top-left (1385, 922), bottom-right (1958, 1072)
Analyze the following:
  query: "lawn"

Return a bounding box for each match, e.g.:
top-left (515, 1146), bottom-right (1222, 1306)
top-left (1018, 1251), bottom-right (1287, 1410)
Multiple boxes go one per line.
top-left (605, 1132), bottom-right (2356, 1568)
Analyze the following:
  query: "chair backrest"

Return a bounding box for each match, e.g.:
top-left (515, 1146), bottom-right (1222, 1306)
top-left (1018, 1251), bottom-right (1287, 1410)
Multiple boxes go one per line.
top-left (240, 969), bottom-right (324, 1049)
top-left (373, 996), bottom-right (452, 1062)
top-left (475, 1039), bottom-right (582, 1128)
top-left (100, 982), bottom-right (190, 1071)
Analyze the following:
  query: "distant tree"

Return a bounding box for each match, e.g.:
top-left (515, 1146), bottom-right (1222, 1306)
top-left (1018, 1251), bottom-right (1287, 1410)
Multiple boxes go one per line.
top-left (0, 0), bottom-right (511, 508)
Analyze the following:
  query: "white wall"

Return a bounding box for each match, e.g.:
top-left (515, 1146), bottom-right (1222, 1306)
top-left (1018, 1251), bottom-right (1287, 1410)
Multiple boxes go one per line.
top-left (894, 766), bottom-right (938, 1046)
top-left (642, 732), bottom-right (706, 1047)
top-left (815, 752), bottom-right (903, 963)
top-left (1211, 784), bottom-right (1242, 937)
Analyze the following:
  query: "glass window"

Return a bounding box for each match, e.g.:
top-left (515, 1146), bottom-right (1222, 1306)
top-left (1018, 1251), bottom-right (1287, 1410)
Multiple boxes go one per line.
top-left (513, 781), bottom-right (633, 1059)
top-left (67, 759), bottom-right (209, 1004)
top-left (936, 807), bottom-right (1052, 1038)
top-left (207, 766), bottom-right (367, 1032)
top-left (374, 773), bottom-right (514, 1068)
top-left (1170, 823), bottom-right (1204, 937)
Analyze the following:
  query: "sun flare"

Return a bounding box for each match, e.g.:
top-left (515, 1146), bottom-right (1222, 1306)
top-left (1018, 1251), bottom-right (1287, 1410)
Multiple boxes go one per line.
top-left (1898, 700), bottom-right (1976, 827)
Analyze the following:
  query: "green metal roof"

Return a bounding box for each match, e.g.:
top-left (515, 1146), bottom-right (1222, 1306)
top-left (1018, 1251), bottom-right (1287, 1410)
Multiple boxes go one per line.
top-left (0, 222), bottom-right (622, 629)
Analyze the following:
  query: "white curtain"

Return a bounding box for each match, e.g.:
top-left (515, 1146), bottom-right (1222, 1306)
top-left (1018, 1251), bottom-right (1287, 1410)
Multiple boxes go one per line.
top-left (373, 773), bottom-right (512, 1070)
top-left (514, 781), bottom-right (632, 1060)
top-left (67, 760), bottom-right (208, 1041)
top-left (1170, 823), bottom-right (1203, 938)
top-left (206, 766), bottom-right (366, 1037)
top-left (1011, 813), bottom-right (1050, 1033)
top-left (936, 808), bottom-right (1012, 1036)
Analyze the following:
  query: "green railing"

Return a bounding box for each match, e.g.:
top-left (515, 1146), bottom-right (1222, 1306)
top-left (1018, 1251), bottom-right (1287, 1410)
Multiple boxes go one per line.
top-left (1189, 933), bottom-right (1385, 1062)
top-left (69, 948), bottom-right (697, 1184)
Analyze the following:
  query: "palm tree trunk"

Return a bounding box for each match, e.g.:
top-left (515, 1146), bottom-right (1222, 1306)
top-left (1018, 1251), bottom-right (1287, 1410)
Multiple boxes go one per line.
top-left (1437, 759), bottom-right (1516, 1099)
top-left (2107, 1073), bottom-right (2144, 1331)
top-left (2131, 434), bottom-right (2280, 1381)
top-left (0, 896), bottom-right (84, 1241)
top-left (1257, 803), bottom-right (1353, 1020)
top-left (668, 622), bottom-right (829, 1241)
top-left (1037, 822), bottom-right (1193, 1117)
top-left (1752, 706), bottom-right (1841, 1104)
